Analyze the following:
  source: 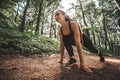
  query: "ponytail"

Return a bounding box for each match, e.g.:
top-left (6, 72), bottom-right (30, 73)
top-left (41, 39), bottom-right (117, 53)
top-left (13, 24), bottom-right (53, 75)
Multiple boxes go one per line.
top-left (65, 15), bottom-right (72, 21)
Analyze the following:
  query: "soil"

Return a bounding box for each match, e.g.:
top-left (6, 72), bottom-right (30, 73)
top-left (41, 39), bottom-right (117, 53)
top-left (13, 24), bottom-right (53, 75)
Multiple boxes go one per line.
top-left (0, 51), bottom-right (120, 80)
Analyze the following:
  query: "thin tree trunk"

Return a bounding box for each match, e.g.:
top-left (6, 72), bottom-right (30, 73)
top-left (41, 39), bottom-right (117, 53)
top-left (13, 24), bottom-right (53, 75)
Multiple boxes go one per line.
top-left (102, 1), bottom-right (109, 50)
top-left (19, 0), bottom-right (30, 32)
top-left (96, 17), bottom-right (103, 47)
top-left (14, 2), bottom-right (20, 22)
top-left (109, 14), bottom-right (120, 31)
top-left (114, 0), bottom-right (120, 10)
top-left (35, 0), bottom-right (43, 32)
top-left (96, 32), bottom-right (101, 47)
top-left (49, 25), bottom-right (52, 38)
top-left (118, 18), bottom-right (120, 27)
top-left (89, 13), bottom-right (96, 45)
top-left (107, 33), bottom-right (113, 52)
top-left (41, 22), bottom-right (44, 35)
top-left (49, 6), bottom-right (55, 38)
top-left (79, 0), bottom-right (90, 37)
top-left (53, 24), bottom-right (57, 38)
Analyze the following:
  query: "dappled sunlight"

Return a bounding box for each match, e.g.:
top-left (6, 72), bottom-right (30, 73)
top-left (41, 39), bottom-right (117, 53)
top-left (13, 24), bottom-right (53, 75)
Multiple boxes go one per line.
top-left (105, 58), bottom-right (120, 63)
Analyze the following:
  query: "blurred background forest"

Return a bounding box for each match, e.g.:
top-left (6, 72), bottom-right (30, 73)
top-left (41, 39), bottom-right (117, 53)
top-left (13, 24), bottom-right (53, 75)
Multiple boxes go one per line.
top-left (0, 0), bottom-right (120, 56)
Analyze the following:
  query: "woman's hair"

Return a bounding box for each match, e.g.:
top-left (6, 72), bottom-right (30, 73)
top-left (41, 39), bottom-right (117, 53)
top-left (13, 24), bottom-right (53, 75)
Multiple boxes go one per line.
top-left (55, 10), bottom-right (71, 21)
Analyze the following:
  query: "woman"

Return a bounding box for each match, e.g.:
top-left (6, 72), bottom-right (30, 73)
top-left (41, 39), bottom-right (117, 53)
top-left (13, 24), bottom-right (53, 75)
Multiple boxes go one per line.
top-left (55, 10), bottom-right (104, 73)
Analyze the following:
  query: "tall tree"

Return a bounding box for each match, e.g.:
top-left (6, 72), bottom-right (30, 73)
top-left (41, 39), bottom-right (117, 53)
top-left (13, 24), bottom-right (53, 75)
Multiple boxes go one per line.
top-left (19, 0), bottom-right (30, 32)
top-left (49, 8), bottom-right (54, 38)
top-left (35, 0), bottom-right (43, 32)
top-left (14, 2), bottom-right (20, 22)
top-left (78, 0), bottom-right (90, 37)
top-left (101, 0), bottom-right (109, 50)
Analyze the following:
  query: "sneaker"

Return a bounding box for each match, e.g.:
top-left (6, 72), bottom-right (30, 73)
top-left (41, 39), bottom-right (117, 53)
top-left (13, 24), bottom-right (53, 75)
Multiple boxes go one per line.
top-left (65, 58), bottom-right (77, 66)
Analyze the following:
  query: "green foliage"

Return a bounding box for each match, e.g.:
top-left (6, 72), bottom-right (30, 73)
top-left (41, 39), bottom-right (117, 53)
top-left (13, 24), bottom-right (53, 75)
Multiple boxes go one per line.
top-left (0, 27), bottom-right (60, 55)
top-left (0, 0), bottom-right (119, 56)
top-left (0, 12), bottom-right (11, 29)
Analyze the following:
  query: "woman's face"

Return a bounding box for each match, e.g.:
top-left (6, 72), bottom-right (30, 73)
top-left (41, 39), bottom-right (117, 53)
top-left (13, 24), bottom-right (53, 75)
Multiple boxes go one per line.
top-left (55, 11), bottom-right (65, 23)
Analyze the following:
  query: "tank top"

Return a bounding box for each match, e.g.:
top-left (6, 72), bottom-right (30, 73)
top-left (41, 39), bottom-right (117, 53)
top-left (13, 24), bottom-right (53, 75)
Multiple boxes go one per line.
top-left (60, 21), bottom-right (78, 46)
top-left (60, 21), bottom-right (83, 46)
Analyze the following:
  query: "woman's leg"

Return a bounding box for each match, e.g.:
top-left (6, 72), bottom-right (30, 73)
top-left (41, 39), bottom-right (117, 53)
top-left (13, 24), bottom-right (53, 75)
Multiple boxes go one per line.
top-left (82, 34), bottom-right (98, 53)
top-left (65, 45), bottom-right (76, 66)
top-left (65, 45), bottom-right (74, 57)
top-left (82, 34), bottom-right (105, 62)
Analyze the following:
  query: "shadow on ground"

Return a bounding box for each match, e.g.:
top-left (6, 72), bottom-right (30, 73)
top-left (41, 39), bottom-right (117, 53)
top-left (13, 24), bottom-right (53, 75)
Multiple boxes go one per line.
top-left (0, 54), bottom-right (120, 80)
top-left (59, 62), bottom-right (120, 80)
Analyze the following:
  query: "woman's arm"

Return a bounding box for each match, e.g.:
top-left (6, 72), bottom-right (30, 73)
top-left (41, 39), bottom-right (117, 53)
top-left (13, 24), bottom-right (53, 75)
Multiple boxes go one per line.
top-left (71, 21), bottom-right (84, 64)
top-left (71, 21), bottom-right (92, 73)
top-left (58, 30), bottom-right (64, 64)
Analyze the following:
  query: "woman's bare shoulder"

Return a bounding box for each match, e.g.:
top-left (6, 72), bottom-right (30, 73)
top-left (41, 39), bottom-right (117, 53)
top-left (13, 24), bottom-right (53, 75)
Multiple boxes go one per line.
top-left (70, 21), bottom-right (79, 29)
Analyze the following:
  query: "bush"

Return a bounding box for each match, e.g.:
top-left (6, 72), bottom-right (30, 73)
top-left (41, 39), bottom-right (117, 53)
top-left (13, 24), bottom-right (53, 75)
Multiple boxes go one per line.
top-left (0, 27), bottom-right (60, 55)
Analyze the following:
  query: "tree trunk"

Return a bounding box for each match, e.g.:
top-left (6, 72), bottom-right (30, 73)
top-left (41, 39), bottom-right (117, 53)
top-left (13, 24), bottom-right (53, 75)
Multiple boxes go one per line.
top-left (114, 0), bottom-right (120, 10)
top-left (49, 9), bottom-right (54, 37)
top-left (118, 18), bottom-right (120, 27)
top-left (89, 13), bottom-right (96, 45)
top-left (102, 1), bottom-right (109, 50)
top-left (53, 24), bottom-right (57, 38)
top-left (41, 22), bottom-right (44, 35)
top-left (79, 0), bottom-right (90, 37)
top-left (49, 23), bottom-right (52, 37)
top-left (35, 0), bottom-right (43, 32)
top-left (14, 2), bottom-right (20, 22)
top-left (109, 14), bottom-right (120, 31)
top-left (96, 31), bottom-right (101, 47)
top-left (19, 0), bottom-right (30, 32)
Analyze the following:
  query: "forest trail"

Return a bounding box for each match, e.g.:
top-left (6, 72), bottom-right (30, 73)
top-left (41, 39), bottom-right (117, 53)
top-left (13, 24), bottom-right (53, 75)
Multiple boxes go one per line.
top-left (0, 52), bottom-right (120, 80)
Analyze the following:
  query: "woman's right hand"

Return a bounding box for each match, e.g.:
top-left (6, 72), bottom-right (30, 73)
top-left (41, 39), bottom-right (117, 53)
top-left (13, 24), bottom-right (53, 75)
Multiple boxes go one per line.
top-left (78, 63), bottom-right (93, 73)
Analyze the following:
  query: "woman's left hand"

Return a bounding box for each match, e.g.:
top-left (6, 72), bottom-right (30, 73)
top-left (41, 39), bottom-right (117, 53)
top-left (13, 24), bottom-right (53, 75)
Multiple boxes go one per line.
top-left (78, 63), bottom-right (93, 73)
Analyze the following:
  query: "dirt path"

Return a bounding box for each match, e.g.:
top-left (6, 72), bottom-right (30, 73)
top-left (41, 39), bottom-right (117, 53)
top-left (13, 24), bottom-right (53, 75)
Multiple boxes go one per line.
top-left (0, 52), bottom-right (120, 80)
